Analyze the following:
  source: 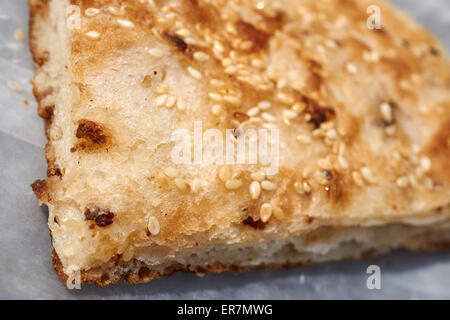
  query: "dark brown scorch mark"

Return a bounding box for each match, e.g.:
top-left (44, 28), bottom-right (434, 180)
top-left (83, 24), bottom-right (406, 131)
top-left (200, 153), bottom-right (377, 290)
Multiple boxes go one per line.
top-left (243, 216), bottom-right (266, 229)
top-left (303, 96), bottom-right (336, 129)
top-left (31, 179), bottom-right (49, 201)
top-left (323, 170), bottom-right (346, 204)
top-left (236, 20), bottom-right (270, 52)
top-left (164, 33), bottom-right (188, 52)
top-left (234, 112), bottom-right (250, 122)
top-left (84, 207), bottom-right (115, 227)
top-left (76, 119), bottom-right (106, 144)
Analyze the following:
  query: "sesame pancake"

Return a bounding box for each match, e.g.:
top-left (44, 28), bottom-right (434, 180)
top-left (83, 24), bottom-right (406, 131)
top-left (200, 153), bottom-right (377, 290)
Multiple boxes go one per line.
top-left (30, 0), bottom-right (450, 286)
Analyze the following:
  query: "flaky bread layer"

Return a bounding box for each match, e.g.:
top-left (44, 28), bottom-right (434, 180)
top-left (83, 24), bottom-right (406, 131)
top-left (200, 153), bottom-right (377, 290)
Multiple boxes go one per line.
top-left (30, 0), bottom-right (450, 287)
top-left (53, 222), bottom-right (450, 287)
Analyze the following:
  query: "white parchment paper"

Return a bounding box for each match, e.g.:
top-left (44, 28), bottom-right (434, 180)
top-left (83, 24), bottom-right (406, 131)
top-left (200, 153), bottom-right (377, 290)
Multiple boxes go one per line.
top-left (0, 0), bottom-right (449, 299)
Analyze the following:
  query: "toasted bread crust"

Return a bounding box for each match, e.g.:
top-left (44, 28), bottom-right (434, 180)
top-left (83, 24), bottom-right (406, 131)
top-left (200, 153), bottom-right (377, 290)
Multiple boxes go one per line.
top-left (30, 0), bottom-right (450, 287)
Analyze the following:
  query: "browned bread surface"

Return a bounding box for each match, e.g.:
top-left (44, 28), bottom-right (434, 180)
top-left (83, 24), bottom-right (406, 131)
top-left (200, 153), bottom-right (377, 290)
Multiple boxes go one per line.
top-left (29, 0), bottom-right (450, 286)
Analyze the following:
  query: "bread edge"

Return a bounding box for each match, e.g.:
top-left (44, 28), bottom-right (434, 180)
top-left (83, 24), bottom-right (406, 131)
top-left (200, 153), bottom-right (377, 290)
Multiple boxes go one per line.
top-left (29, 0), bottom-right (450, 288)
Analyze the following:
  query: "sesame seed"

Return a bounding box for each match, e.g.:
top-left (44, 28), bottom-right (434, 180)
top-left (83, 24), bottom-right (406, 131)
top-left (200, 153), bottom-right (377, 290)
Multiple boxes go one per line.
top-left (208, 93), bottom-right (223, 102)
top-left (272, 206), bottom-right (284, 220)
top-left (420, 156), bottom-right (431, 172)
top-left (283, 109), bottom-right (298, 120)
top-left (292, 102), bottom-right (306, 113)
top-left (122, 246), bottom-right (134, 262)
top-left (164, 167), bottom-right (178, 178)
top-left (191, 178), bottom-right (202, 193)
top-left (107, 6), bottom-right (122, 16)
top-left (303, 181), bottom-right (312, 193)
top-left (154, 94), bottom-right (168, 108)
top-left (247, 107), bottom-right (260, 117)
top-left (326, 128), bottom-right (337, 139)
top-left (294, 181), bottom-right (304, 194)
top-left (212, 104), bottom-right (222, 115)
top-left (176, 28), bottom-right (191, 37)
top-left (296, 135), bottom-right (311, 144)
top-left (147, 216), bottom-right (160, 235)
top-left (177, 98), bottom-right (186, 111)
top-left (166, 96), bottom-right (176, 108)
top-left (250, 171), bottom-right (265, 182)
top-left (85, 31), bottom-right (100, 39)
top-left (117, 19), bottom-right (134, 28)
top-left (408, 174), bottom-right (419, 188)
top-left (261, 180), bottom-right (276, 191)
top-left (188, 67), bottom-right (202, 80)
top-left (318, 158), bottom-right (332, 170)
top-left (385, 125), bottom-right (396, 136)
top-left (148, 48), bottom-right (164, 58)
top-left (223, 95), bottom-right (240, 105)
top-left (7, 81), bottom-right (23, 93)
top-left (193, 51), bottom-right (210, 61)
top-left (175, 178), bottom-right (191, 192)
top-left (338, 156), bottom-right (349, 169)
top-left (361, 167), bottom-right (376, 184)
top-left (261, 112), bottom-right (276, 122)
top-left (396, 176), bottom-right (409, 188)
top-left (14, 29), bottom-right (24, 42)
top-left (277, 92), bottom-right (294, 104)
top-left (380, 102), bottom-right (393, 123)
top-left (210, 79), bottom-right (225, 87)
top-left (85, 8), bottom-right (100, 17)
top-left (249, 181), bottom-right (261, 199)
top-left (260, 203), bottom-right (273, 223)
top-left (352, 171), bottom-right (365, 187)
top-left (225, 179), bottom-right (242, 190)
top-left (258, 101), bottom-right (271, 110)
top-left (218, 166), bottom-right (231, 182)
top-left (346, 62), bottom-right (358, 74)
top-left (213, 41), bottom-right (225, 53)
top-left (157, 84), bottom-right (168, 94)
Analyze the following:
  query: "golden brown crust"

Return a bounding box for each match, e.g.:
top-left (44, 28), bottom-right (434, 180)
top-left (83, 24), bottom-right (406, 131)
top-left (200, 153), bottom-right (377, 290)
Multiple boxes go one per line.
top-left (30, 0), bottom-right (450, 287)
top-left (52, 232), bottom-right (450, 287)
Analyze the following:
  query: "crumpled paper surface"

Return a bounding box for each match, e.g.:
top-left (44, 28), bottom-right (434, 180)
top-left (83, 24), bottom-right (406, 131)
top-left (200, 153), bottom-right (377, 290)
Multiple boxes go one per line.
top-left (0, 0), bottom-right (449, 299)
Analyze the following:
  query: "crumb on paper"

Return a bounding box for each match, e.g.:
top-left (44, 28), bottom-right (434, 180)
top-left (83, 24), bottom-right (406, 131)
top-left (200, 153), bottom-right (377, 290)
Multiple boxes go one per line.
top-left (14, 28), bottom-right (24, 42)
top-left (7, 81), bottom-right (24, 93)
top-left (24, 100), bottom-right (29, 105)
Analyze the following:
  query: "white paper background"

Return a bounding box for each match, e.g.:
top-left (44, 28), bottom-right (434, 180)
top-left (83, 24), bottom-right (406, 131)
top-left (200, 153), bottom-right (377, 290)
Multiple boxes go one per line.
top-left (0, 0), bottom-right (449, 299)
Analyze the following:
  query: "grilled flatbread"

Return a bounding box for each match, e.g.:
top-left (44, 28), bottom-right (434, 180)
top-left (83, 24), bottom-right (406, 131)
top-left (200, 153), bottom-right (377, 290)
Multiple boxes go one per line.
top-left (29, 0), bottom-right (450, 286)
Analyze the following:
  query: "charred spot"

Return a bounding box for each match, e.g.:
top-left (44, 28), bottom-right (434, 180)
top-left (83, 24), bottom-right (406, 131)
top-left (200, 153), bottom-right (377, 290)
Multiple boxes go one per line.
top-left (38, 105), bottom-right (54, 119)
top-left (47, 166), bottom-right (62, 177)
top-left (380, 101), bottom-right (397, 127)
top-left (303, 97), bottom-right (336, 129)
top-left (323, 170), bottom-right (345, 203)
top-left (76, 119), bottom-right (106, 144)
top-left (430, 47), bottom-right (440, 56)
top-left (307, 72), bottom-right (322, 91)
top-left (164, 33), bottom-right (188, 52)
top-left (234, 112), bottom-right (250, 122)
top-left (236, 20), bottom-right (270, 52)
top-left (401, 39), bottom-right (410, 48)
top-left (84, 207), bottom-right (115, 227)
top-left (31, 179), bottom-right (48, 200)
top-left (323, 170), bottom-right (332, 181)
top-left (138, 267), bottom-right (151, 279)
top-left (243, 216), bottom-right (266, 229)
